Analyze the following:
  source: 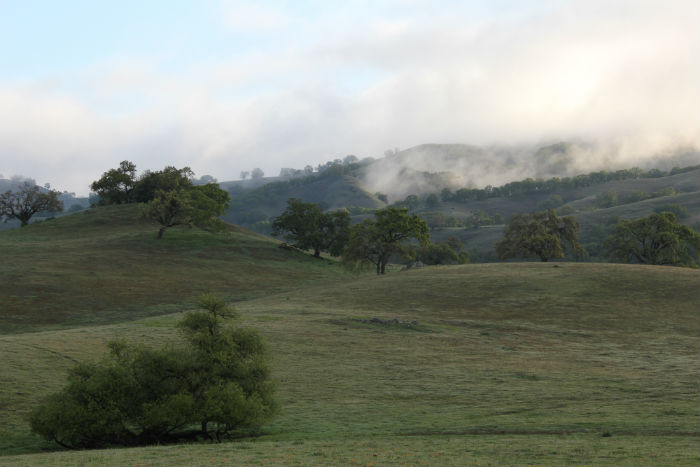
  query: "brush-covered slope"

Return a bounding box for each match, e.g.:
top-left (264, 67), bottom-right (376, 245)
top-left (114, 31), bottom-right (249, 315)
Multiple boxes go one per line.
top-left (223, 171), bottom-right (384, 227)
top-left (0, 204), bottom-right (348, 333)
top-left (1, 263), bottom-right (698, 464)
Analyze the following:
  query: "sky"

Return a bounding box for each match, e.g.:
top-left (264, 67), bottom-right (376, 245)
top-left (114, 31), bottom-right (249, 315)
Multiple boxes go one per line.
top-left (0, 0), bottom-right (698, 195)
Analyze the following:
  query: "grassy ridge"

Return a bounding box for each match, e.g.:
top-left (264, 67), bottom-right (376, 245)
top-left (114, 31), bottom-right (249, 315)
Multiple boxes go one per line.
top-left (1, 259), bottom-right (698, 465)
top-left (0, 205), bottom-right (347, 333)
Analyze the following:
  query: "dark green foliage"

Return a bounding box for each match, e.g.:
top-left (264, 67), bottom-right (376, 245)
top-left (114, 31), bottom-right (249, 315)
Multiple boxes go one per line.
top-left (29, 294), bottom-right (275, 449)
top-left (604, 212), bottom-right (700, 267)
top-left (409, 237), bottom-right (469, 265)
top-left (0, 182), bottom-right (64, 226)
top-left (595, 191), bottom-right (618, 208)
top-left (90, 161), bottom-right (138, 205)
top-left (496, 210), bottom-right (585, 262)
top-left (271, 198), bottom-right (350, 257)
top-left (424, 193), bottom-right (440, 208)
top-left (144, 184), bottom-right (230, 238)
top-left (537, 194), bottom-right (565, 210)
top-left (463, 210), bottom-right (504, 229)
top-left (133, 166), bottom-right (194, 203)
top-left (344, 207), bottom-right (429, 274)
top-left (653, 203), bottom-right (690, 219)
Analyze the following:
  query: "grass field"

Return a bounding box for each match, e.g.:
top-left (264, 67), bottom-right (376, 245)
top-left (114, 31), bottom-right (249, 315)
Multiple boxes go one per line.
top-left (0, 207), bottom-right (698, 466)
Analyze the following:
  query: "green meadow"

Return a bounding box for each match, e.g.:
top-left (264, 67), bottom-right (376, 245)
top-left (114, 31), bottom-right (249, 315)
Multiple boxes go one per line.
top-left (0, 206), bottom-right (698, 466)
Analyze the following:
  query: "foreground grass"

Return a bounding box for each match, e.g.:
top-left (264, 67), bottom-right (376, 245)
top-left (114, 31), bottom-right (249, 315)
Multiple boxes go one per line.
top-left (1, 434), bottom-right (697, 466)
top-left (1, 263), bottom-right (698, 465)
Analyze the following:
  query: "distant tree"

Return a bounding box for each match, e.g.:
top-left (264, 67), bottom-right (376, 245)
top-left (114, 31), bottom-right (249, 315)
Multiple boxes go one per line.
top-left (496, 209), bottom-right (585, 262)
top-left (271, 198), bottom-right (350, 257)
top-left (240, 171), bottom-right (250, 180)
top-left (343, 155), bottom-right (358, 165)
top-left (90, 161), bottom-right (137, 205)
top-left (425, 193), bottom-right (440, 208)
top-left (403, 195), bottom-right (419, 211)
top-left (132, 166), bottom-right (194, 203)
top-left (344, 207), bottom-right (429, 274)
top-left (30, 294), bottom-right (275, 449)
top-left (0, 182), bottom-right (64, 226)
top-left (375, 192), bottom-right (388, 203)
top-left (193, 174), bottom-right (217, 185)
top-left (409, 238), bottom-right (469, 266)
top-left (144, 184), bottom-right (230, 239)
top-left (251, 168), bottom-right (264, 179)
top-left (303, 165), bottom-right (314, 175)
top-left (604, 212), bottom-right (700, 267)
top-left (595, 191), bottom-right (618, 208)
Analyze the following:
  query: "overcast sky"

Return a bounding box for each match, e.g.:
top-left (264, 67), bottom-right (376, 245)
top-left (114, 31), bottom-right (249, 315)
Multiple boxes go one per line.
top-left (1, 0), bottom-right (698, 195)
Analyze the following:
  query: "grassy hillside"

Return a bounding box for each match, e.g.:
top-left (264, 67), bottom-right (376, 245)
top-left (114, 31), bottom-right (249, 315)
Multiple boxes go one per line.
top-left (0, 204), bottom-right (348, 333)
top-left (1, 261), bottom-right (698, 465)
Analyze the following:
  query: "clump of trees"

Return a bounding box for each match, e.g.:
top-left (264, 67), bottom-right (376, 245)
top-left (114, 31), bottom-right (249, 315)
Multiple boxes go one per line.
top-left (408, 236), bottom-right (469, 266)
top-left (0, 182), bottom-right (64, 226)
top-left (604, 212), bottom-right (700, 267)
top-left (343, 207), bottom-right (429, 274)
top-left (30, 294), bottom-right (276, 449)
top-left (496, 209), bottom-right (585, 262)
top-left (91, 162), bottom-right (230, 238)
top-left (271, 198), bottom-right (350, 257)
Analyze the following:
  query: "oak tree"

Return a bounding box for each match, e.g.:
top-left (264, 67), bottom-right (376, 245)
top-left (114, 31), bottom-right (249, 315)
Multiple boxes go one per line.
top-left (495, 209), bottom-right (585, 262)
top-left (0, 182), bottom-right (63, 226)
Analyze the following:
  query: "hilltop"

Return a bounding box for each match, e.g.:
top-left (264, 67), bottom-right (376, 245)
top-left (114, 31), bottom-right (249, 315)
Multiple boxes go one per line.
top-left (0, 204), bottom-right (347, 333)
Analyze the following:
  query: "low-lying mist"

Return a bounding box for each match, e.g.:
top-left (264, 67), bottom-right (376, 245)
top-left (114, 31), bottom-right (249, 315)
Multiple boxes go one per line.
top-left (362, 140), bottom-right (700, 200)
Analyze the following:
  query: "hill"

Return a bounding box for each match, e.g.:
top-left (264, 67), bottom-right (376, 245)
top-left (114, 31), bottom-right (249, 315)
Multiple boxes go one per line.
top-left (0, 204), bottom-right (348, 333)
top-left (0, 262), bottom-right (697, 465)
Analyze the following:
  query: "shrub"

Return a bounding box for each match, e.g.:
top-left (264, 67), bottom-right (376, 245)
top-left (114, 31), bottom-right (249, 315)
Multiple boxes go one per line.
top-left (30, 295), bottom-right (275, 449)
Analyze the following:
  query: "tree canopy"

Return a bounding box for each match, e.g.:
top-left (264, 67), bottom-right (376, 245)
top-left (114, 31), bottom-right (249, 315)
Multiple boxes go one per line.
top-left (0, 182), bottom-right (64, 226)
top-left (144, 184), bottom-right (230, 238)
top-left (604, 212), bottom-right (700, 267)
top-left (344, 207), bottom-right (429, 274)
top-left (30, 294), bottom-right (275, 449)
top-left (495, 209), bottom-right (585, 262)
top-left (90, 161), bottom-right (138, 205)
top-left (271, 198), bottom-right (350, 257)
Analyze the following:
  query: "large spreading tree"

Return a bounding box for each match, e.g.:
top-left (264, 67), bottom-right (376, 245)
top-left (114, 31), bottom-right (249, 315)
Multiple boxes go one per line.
top-left (144, 184), bottom-right (230, 238)
top-left (495, 209), bottom-right (585, 262)
top-left (604, 212), bottom-right (700, 267)
top-left (271, 198), bottom-right (350, 257)
top-left (0, 182), bottom-right (64, 226)
top-left (344, 207), bottom-right (429, 274)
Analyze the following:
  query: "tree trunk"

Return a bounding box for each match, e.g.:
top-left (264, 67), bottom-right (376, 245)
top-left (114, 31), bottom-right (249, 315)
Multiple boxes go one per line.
top-left (157, 227), bottom-right (166, 239)
top-left (376, 262), bottom-right (381, 275)
top-left (314, 246), bottom-right (321, 257)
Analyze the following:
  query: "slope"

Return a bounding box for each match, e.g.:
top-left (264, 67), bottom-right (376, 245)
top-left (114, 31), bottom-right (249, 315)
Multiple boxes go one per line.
top-left (0, 204), bottom-right (348, 333)
top-left (0, 263), bottom-right (697, 465)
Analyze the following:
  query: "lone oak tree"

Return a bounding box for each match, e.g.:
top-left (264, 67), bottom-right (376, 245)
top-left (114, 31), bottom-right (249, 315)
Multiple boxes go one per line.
top-left (0, 182), bottom-right (63, 226)
top-left (604, 212), bottom-right (700, 267)
top-left (344, 207), bottom-right (429, 274)
top-left (271, 198), bottom-right (350, 257)
top-left (145, 184), bottom-right (230, 238)
top-left (496, 209), bottom-right (585, 262)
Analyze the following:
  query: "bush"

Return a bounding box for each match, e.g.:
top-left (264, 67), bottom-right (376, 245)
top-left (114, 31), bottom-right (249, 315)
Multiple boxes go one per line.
top-left (30, 295), bottom-right (275, 449)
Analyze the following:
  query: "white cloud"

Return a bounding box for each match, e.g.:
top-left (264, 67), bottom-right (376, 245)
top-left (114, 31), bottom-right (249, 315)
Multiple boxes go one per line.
top-left (0, 0), bottom-right (697, 195)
